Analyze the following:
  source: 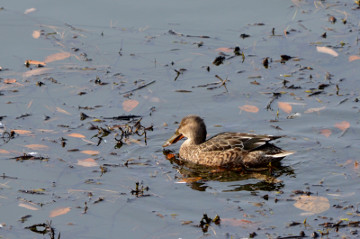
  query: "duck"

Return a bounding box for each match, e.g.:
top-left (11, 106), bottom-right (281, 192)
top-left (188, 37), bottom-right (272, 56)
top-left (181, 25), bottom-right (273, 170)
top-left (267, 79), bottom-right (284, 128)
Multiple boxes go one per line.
top-left (162, 115), bottom-right (294, 169)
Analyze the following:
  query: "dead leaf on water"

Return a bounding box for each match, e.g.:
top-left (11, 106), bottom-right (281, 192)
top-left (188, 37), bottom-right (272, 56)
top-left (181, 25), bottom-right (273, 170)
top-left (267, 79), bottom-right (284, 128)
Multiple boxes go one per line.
top-left (278, 102), bottom-right (292, 114)
top-left (304, 106), bottom-right (326, 113)
top-left (215, 47), bottom-right (232, 53)
top-left (221, 218), bottom-right (254, 227)
top-left (24, 8), bottom-right (36, 14)
top-left (25, 60), bottom-right (46, 67)
top-left (27, 100), bottom-right (33, 109)
top-left (32, 30), bottom-right (41, 39)
top-left (25, 144), bottom-right (48, 150)
top-left (49, 207), bottom-right (71, 218)
top-left (316, 46), bottom-right (338, 57)
top-left (320, 129), bottom-right (332, 137)
top-left (348, 55), bottom-right (360, 62)
top-left (13, 129), bottom-right (32, 135)
top-left (251, 202), bottom-right (264, 207)
top-left (0, 149), bottom-right (10, 154)
top-left (239, 105), bottom-right (259, 113)
top-left (81, 138), bottom-right (96, 145)
top-left (344, 159), bottom-right (353, 166)
top-left (67, 133), bottom-right (86, 138)
top-left (156, 213), bottom-right (164, 218)
top-left (80, 150), bottom-right (99, 155)
top-left (56, 107), bottom-right (71, 115)
top-left (123, 137), bottom-right (144, 146)
top-left (294, 195), bottom-right (330, 214)
top-left (77, 158), bottom-right (99, 167)
top-left (44, 52), bottom-right (71, 63)
top-left (122, 99), bottom-right (139, 112)
top-left (3, 79), bottom-right (17, 84)
top-left (18, 202), bottom-right (39, 211)
top-left (182, 220), bottom-right (193, 225)
top-left (334, 121), bottom-right (350, 131)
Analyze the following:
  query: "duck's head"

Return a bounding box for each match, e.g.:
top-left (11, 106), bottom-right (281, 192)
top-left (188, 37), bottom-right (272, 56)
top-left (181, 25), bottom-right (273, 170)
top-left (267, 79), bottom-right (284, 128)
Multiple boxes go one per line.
top-left (163, 115), bottom-right (207, 147)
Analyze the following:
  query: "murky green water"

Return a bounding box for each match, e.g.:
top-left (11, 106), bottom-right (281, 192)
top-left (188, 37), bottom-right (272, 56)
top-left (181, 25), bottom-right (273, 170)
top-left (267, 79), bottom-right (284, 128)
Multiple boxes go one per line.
top-left (1, 0), bottom-right (360, 238)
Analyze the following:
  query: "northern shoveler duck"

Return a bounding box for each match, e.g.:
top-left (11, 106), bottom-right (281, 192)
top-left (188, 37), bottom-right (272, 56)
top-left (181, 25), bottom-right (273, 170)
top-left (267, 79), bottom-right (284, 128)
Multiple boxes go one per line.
top-left (163, 115), bottom-right (293, 169)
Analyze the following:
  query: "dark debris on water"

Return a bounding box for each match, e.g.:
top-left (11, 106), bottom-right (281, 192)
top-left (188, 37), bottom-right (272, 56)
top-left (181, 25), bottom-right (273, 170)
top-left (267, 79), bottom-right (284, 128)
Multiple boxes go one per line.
top-left (25, 221), bottom-right (60, 239)
top-left (10, 154), bottom-right (49, 162)
top-left (130, 182), bottom-right (150, 197)
top-left (199, 213), bottom-right (220, 233)
top-left (90, 117), bottom-right (152, 148)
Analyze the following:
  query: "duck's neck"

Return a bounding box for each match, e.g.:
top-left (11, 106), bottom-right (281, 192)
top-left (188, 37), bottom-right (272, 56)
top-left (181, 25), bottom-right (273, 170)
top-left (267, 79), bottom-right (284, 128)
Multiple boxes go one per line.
top-left (184, 136), bottom-right (205, 146)
top-left (194, 136), bottom-right (206, 145)
top-left (188, 125), bottom-right (207, 145)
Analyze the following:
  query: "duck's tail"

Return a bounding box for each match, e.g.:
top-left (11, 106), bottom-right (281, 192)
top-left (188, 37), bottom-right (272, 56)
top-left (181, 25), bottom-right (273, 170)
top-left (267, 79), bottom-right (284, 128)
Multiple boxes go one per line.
top-left (269, 150), bottom-right (295, 158)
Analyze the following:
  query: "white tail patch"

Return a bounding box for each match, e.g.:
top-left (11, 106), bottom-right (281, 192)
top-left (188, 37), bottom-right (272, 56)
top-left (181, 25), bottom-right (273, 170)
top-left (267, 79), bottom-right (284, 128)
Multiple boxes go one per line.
top-left (269, 151), bottom-right (295, 158)
top-left (254, 142), bottom-right (266, 147)
top-left (239, 136), bottom-right (253, 139)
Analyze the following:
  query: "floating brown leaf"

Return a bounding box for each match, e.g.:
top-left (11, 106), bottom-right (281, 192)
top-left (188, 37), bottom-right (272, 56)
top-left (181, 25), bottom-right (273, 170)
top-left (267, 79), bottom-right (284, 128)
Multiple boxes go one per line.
top-left (239, 105), bottom-right (259, 113)
top-left (221, 218), bottom-right (254, 226)
top-left (13, 129), bottom-right (32, 135)
top-left (334, 121), bottom-right (350, 131)
top-left (67, 133), bottom-right (86, 138)
top-left (316, 46), bottom-right (338, 57)
top-left (80, 150), bottom-right (99, 155)
top-left (25, 144), bottom-right (48, 150)
top-left (349, 55), bottom-right (360, 62)
top-left (181, 221), bottom-right (193, 225)
top-left (304, 106), bottom-right (326, 113)
top-left (0, 149), bottom-right (10, 154)
top-left (122, 99), bottom-right (139, 112)
top-left (278, 102), bottom-right (292, 114)
top-left (77, 158), bottom-right (99, 167)
top-left (320, 129), bottom-right (332, 137)
top-left (4, 79), bottom-right (16, 84)
top-left (344, 159), bottom-right (353, 167)
top-left (18, 203), bottom-right (39, 211)
top-left (25, 60), bottom-right (46, 67)
top-left (56, 107), bottom-right (71, 115)
top-left (24, 8), bottom-right (36, 14)
top-left (156, 213), bottom-right (164, 218)
top-left (32, 30), bottom-right (41, 39)
top-left (27, 100), bottom-right (33, 109)
top-left (49, 207), bottom-right (71, 218)
top-left (215, 47), bottom-right (232, 53)
top-left (44, 52), bottom-right (71, 63)
top-left (294, 195), bottom-right (330, 214)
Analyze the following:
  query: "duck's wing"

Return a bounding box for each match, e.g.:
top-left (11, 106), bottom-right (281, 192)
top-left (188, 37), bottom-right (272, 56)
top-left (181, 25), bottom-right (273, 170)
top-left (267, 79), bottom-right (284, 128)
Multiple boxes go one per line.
top-left (201, 132), bottom-right (281, 152)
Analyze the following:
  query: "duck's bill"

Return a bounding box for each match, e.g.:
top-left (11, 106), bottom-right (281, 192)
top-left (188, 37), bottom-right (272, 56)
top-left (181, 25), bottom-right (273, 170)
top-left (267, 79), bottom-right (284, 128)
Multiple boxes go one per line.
top-left (162, 133), bottom-right (184, 147)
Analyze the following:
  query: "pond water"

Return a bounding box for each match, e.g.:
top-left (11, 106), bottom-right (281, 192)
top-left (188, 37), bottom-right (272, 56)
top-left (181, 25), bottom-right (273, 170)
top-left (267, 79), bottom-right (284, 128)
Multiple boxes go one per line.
top-left (1, 0), bottom-right (360, 238)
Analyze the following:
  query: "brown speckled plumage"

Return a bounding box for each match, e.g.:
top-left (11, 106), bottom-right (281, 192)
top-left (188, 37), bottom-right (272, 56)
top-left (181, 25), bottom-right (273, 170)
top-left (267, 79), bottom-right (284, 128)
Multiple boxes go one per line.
top-left (163, 115), bottom-right (293, 169)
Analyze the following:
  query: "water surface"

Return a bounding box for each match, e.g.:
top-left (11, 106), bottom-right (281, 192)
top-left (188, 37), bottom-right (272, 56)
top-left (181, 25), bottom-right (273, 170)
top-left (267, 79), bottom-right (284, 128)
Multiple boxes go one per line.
top-left (1, 0), bottom-right (360, 238)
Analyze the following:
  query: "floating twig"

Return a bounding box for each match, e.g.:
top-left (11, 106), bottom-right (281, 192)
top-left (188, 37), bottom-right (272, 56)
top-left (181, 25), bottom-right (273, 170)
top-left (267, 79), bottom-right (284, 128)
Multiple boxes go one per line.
top-left (120, 80), bottom-right (156, 95)
top-left (266, 93), bottom-right (281, 111)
